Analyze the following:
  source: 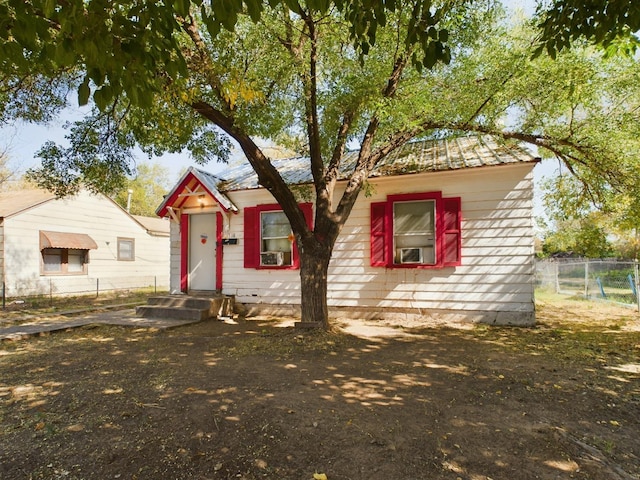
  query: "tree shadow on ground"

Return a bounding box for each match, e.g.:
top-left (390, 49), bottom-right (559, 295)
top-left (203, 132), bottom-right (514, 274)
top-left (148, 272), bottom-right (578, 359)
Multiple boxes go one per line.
top-left (1, 302), bottom-right (639, 479)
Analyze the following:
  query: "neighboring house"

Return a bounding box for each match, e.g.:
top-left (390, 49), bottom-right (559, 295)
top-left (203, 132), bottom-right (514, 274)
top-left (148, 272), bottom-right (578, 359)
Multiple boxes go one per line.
top-left (0, 189), bottom-right (170, 297)
top-left (157, 135), bottom-right (540, 325)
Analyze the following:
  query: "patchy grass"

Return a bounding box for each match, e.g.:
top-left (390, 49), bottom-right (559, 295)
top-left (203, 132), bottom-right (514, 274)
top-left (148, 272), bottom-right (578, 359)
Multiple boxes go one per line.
top-left (0, 289), bottom-right (162, 323)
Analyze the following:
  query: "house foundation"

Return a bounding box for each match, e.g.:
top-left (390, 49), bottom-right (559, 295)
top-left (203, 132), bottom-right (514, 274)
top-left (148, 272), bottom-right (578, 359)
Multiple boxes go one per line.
top-left (239, 304), bottom-right (536, 327)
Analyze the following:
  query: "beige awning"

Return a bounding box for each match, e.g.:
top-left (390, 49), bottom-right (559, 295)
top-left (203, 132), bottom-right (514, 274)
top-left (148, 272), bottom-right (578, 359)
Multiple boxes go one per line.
top-left (40, 230), bottom-right (98, 250)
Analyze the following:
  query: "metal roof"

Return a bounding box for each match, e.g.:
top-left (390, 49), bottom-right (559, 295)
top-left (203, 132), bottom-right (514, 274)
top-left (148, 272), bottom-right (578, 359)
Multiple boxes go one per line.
top-left (216, 135), bottom-right (539, 192)
top-left (190, 168), bottom-right (238, 212)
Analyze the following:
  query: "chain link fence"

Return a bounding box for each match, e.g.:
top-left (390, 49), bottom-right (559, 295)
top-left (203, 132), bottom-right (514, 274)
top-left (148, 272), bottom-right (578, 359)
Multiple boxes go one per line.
top-left (536, 259), bottom-right (640, 310)
top-left (1, 275), bottom-right (169, 310)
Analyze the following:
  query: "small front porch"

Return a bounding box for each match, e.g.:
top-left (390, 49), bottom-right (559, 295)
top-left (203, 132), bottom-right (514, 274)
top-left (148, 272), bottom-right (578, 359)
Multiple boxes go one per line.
top-left (136, 293), bottom-right (235, 322)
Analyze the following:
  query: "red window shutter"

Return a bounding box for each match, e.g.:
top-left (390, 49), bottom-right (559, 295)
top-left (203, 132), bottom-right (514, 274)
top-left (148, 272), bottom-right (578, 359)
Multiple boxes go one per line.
top-left (370, 202), bottom-right (388, 267)
top-left (300, 202), bottom-right (314, 228)
top-left (243, 207), bottom-right (259, 268)
top-left (443, 197), bottom-right (462, 266)
top-left (292, 202), bottom-right (314, 269)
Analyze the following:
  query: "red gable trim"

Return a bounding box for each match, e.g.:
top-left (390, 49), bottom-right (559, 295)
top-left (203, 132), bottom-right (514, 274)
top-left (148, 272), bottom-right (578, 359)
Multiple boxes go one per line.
top-left (157, 171), bottom-right (234, 218)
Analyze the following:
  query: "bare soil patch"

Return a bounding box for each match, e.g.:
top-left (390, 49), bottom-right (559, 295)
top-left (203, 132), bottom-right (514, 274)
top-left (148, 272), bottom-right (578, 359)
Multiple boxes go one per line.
top-left (1, 295), bottom-right (639, 480)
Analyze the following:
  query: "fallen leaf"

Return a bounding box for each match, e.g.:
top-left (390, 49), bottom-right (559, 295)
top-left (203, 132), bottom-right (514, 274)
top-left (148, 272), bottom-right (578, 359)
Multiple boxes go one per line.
top-left (313, 473), bottom-right (328, 480)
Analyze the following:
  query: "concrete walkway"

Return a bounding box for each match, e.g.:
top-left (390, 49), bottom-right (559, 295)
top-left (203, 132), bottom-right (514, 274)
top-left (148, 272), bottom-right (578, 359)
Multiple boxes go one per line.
top-left (0, 306), bottom-right (201, 341)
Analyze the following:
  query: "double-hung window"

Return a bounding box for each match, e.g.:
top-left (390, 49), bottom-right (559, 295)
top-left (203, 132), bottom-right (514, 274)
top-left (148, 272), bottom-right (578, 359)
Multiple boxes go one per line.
top-left (393, 200), bottom-right (437, 265)
top-left (371, 191), bottom-right (461, 268)
top-left (244, 203), bottom-right (313, 269)
top-left (117, 237), bottom-right (135, 261)
top-left (260, 211), bottom-right (294, 266)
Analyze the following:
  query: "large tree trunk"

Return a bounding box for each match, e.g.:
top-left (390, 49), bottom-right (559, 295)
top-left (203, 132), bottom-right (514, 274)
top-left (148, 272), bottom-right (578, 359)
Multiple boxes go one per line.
top-left (298, 241), bottom-right (333, 329)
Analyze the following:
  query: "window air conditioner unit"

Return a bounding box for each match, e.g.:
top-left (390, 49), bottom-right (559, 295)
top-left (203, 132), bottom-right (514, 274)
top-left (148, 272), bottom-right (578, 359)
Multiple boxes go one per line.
top-left (261, 251), bottom-right (284, 266)
top-left (400, 247), bottom-right (423, 264)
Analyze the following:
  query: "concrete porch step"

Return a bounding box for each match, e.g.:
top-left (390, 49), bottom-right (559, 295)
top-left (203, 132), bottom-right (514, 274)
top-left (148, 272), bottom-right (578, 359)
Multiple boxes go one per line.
top-left (146, 296), bottom-right (218, 310)
top-left (136, 294), bottom-right (235, 321)
top-left (135, 305), bottom-right (210, 321)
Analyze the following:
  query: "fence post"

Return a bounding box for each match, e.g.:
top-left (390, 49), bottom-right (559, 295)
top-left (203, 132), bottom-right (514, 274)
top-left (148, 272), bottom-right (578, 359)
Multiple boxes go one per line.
top-left (50, 278), bottom-right (53, 306)
top-left (584, 260), bottom-right (589, 299)
top-left (554, 261), bottom-right (560, 293)
top-left (154, 276), bottom-right (157, 294)
top-left (96, 278), bottom-right (99, 298)
top-left (635, 259), bottom-right (640, 313)
top-left (2, 281), bottom-right (5, 309)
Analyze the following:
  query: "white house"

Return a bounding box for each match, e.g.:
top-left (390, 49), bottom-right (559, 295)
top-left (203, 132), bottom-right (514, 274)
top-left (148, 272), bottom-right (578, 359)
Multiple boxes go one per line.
top-left (157, 135), bottom-right (540, 325)
top-left (0, 189), bottom-right (170, 298)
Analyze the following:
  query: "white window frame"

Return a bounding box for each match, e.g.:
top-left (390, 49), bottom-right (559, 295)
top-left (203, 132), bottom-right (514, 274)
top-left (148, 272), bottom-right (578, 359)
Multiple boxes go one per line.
top-left (392, 200), bottom-right (437, 266)
top-left (117, 237), bottom-right (135, 261)
top-left (260, 210), bottom-right (293, 267)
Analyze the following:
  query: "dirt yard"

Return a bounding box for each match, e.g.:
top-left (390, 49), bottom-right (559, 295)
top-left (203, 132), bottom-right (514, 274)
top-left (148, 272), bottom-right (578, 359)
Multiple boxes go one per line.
top-left (1, 294), bottom-right (639, 480)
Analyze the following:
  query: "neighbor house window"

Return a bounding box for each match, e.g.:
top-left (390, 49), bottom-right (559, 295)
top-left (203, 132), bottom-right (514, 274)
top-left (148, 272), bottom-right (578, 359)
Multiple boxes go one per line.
top-left (117, 238), bottom-right (135, 261)
top-left (67, 249), bottom-right (86, 272)
top-left (371, 191), bottom-right (461, 268)
top-left (244, 203), bottom-right (313, 269)
top-left (41, 248), bottom-right (89, 275)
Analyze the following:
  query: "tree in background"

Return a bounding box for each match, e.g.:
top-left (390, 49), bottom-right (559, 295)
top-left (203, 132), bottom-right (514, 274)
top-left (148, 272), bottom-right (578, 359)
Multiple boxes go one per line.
top-left (0, 150), bottom-right (15, 190)
top-left (2, 1), bottom-right (640, 327)
top-left (533, 0), bottom-right (640, 259)
top-left (541, 214), bottom-right (613, 258)
top-left (113, 162), bottom-right (171, 217)
top-left (0, 133), bottom-right (21, 191)
top-left (538, 173), bottom-right (640, 258)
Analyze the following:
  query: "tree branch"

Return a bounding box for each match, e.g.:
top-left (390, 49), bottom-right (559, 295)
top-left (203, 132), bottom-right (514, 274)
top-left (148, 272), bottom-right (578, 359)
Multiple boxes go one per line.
top-left (333, 53), bottom-right (409, 224)
top-left (463, 70), bottom-right (518, 127)
top-left (325, 110), bottom-right (355, 186)
top-left (298, 9), bottom-right (323, 187)
top-left (191, 101), bottom-right (311, 238)
top-left (178, 13), bottom-right (229, 110)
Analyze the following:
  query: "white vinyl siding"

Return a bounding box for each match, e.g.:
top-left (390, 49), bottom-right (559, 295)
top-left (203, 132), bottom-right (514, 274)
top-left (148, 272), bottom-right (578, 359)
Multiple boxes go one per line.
top-left (216, 163), bottom-right (536, 324)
